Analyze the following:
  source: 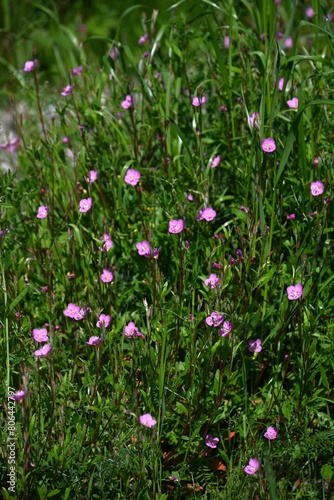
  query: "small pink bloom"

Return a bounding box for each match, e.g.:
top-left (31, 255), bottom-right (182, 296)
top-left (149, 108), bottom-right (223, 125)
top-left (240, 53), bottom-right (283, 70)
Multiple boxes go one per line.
top-left (79, 197), bottom-right (92, 213)
top-left (192, 96), bottom-right (206, 107)
top-left (287, 213), bottom-right (295, 220)
top-left (249, 112), bottom-right (260, 127)
top-left (24, 60), bottom-right (36, 72)
top-left (197, 207), bottom-right (216, 221)
top-left (264, 426), bottom-right (278, 440)
top-left (244, 458), bottom-right (260, 475)
top-left (261, 138), bottom-right (276, 153)
top-left (34, 344), bottom-right (52, 358)
top-left (205, 434), bottom-right (219, 448)
top-left (287, 284), bottom-right (303, 300)
top-left (211, 155), bottom-right (221, 168)
top-left (168, 219), bottom-right (184, 234)
top-left (139, 413), bottom-right (157, 428)
top-left (219, 321), bottom-right (233, 337)
top-left (100, 269), bottom-right (114, 283)
top-left (306, 6), bottom-right (315, 18)
top-left (204, 273), bottom-right (219, 289)
top-left (224, 36), bottom-right (230, 48)
top-left (187, 193), bottom-right (194, 201)
top-left (313, 157), bottom-right (319, 167)
top-left (138, 33), bottom-right (149, 45)
top-left (124, 168), bottom-right (140, 186)
top-left (99, 233), bottom-right (113, 252)
top-left (10, 390), bottom-right (26, 402)
top-left (32, 328), bottom-right (49, 343)
top-left (310, 180), bottom-right (324, 196)
top-left (64, 303), bottom-right (80, 318)
top-left (36, 206), bottom-right (48, 219)
top-left (61, 84), bottom-right (75, 96)
top-left (124, 321), bottom-right (143, 338)
top-left (72, 65), bottom-right (83, 76)
top-left (220, 105), bottom-right (227, 111)
top-left (96, 314), bottom-right (111, 328)
top-left (287, 97), bottom-right (298, 109)
top-left (136, 240), bottom-right (151, 256)
top-left (1, 137), bottom-right (20, 153)
top-left (278, 78), bottom-right (285, 91)
top-left (206, 311), bottom-right (224, 327)
top-left (121, 95), bottom-right (134, 109)
top-left (284, 36), bottom-right (293, 49)
top-left (248, 339), bottom-right (262, 353)
top-left (110, 47), bottom-right (119, 60)
top-left (62, 137), bottom-right (69, 143)
top-left (86, 170), bottom-right (97, 183)
top-left (240, 205), bottom-right (248, 213)
top-left (86, 336), bottom-right (102, 345)
top-left (74, 308), bottom-right (86, 321)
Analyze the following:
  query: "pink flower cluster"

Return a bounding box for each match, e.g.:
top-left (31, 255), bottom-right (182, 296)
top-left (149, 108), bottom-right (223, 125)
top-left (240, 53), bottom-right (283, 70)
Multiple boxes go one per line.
top-left (32, 327), bottom-right (52, 358)
top-left (64, 303), bottom-right (86, 320)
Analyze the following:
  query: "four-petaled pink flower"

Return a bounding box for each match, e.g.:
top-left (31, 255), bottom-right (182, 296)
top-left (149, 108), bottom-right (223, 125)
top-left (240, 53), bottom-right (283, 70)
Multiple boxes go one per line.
top-left (264, 426), bottom-right (278, 440)
top-left (205, 434), bottom-right (219, 448)
top-left (287, 284), bottom-right (303, 300)
top-left (168, 219), bottom-right (184, 234)
top-left (197, 207), bottom-right (216, 221)
top-left (64, 303), bottom-right (80, 318)
top-left (86, 336), bottom-right (102, 345)
top-left (219, 321), bottom-right (233, 337)
top-left (249, 112), bottom-right (260, 127)
top-left (310, 180), bottom-right (324, 196)
top-left (287, 97), bottom-right (298, 109)
top-left (32, 328), bottom-right (49, 343)
top-left (100, 269), bottom-right (114, 283)
top-left (124, 168), bottom-right (140, 186)
top-left (204, 273), bottom-right (219, 289)
top-left (96, 314), bottom-right (111, 328)
top-left (136, 240), bottom-right (151, 256)
top-left (248, 339), bottom-right (262, 353)
top-left (192, 96), bottom-right (206, 107)
top-left (124, 321), bottom-right (144, 338)
top-left (261, 138), bottom-right (276, 153)
top-left (244, 458), bottom-right (260, 475)
top-left (139, 413), bottom-right (157, 427)
top-left (24, 60), bottom-right (36, 72)
top-left (99, 233), bottom-right (113, 252)
top-left (206, 311), bottom-right (224, 327)
top-left (10, 390), bottom-right (26, 402)
top-left (61, 84), bottom-right (75, 96)
top-left (37, 206), bottom-right (48, 219)
top-left (34, 344), bottom-right (52, 358)
top-left (121, 95), bottom-right (134, 109)
top-left (86, 170), bottom-right (97, 183)
top-left (211, 155), bottom-right (221, 168)
top-left (79, 197), bottom-right (92, 213)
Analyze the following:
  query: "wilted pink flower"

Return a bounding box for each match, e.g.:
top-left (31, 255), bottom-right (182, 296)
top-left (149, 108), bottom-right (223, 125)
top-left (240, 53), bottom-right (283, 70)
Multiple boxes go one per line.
top-left (205, 434), bottom-right (219, 448)
top-left (264, 426), bottom-right (278, 440)
top-left (219, 321), bottom-right (232, 337)
top-left (61, 84), bottom-right (75, 96)
top-left (261, 138), bottom-right (276, 153)
top-left (204, 273), bottom-right (219, 289)
top-left (96, 314), bottom-right (111, 328)
top-left (110, 47), bottom-right (119, 60)
top-left (138, 33), bottom-right (149, 45)
top-left (287, 284), bottom-right (303, 300)
top-left (100, 269), bottom-right (113, 283)
top-left (121, 95), bottom-right (134, 109)
top-left (36, 206), bottom-right (48, 219)
top-left (79, 197), bottom-right (92, 213)
top-left (10, 390), bottom-right (26, 402)
top-left (206, 311), bottom-right (224, 327)
top-left (99, 233), bottom-right (113, 252)
top-left (32, 328), bottom-right (49, 343)
top-left (86, 336), bottom-right (102, 345)
top-left (124, 168), bottom-right (140, 186)
top-left (197, 207), bottom-right (216, 221)
top-left (168, 219), bottom-right (184, 234)
top-left (310, 180), bottom-right (324, 196)
top-left (192, 96), bottom-right (206, 107)
top-left (211, 155), bottom-right (221, 168)
top-left (249, 112), bottom-right (260, 127)
top-left (287, 213), bottom-right (295, 220)
top-left (1, 137), bottom-right (20, 153)
top-left (24, 60), bottom-right (36, 72)
top-left (64, 303), bottom-right (80, 318)
top-left (248, 339), bottom-right (262, 353)
top-left (287, 97), bottom-right (298, 109)
top-left (244, 458), bottom-right (260, 475)
top-left (72, 65), bottom-right (83, 76)
top-left (240, 205), bottom-right (248, 213)
top-left (86, 170), bottom-right (97, 183)
top-left (34, 344), bottom-right (52, 358)
top-left (313, 156), bottom-right (319, 166)
top-left (139, 413), bottom-right (157, 427)
top-left (220, 105), bottom-right (227, 111)
top-left (224, 36), bottom-right (230, 48)
top-left (124, 321), bottom-right (143, 338)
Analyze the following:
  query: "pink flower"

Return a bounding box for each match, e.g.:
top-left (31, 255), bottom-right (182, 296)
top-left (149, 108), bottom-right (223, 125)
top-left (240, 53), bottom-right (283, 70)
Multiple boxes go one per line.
top-left (286, 284), bottom-right (303, 300)
top-left (240, 205), bottom-right (248, 213)
top-left (287, 97), bottom-right (298, 109)
top-left (192, 96), bottom-right (206, 107)
top-left (310, 180), bottom-right (324, 196)
top-left (64, 303), bottom-right (80, 318)
top-left (99, 233), bottom-right (113, 252)
top-left (264, 426), bottom-right (278, 440)
top-left (284, 36), bottom-right (293, 49)
top-left (72, 65), bottom-right (83, 76)
top-left (278, 78), bottom-right (284, 91)
top-left (36, 206), bottom-right (48, 219)
top-left (206, 311), bottom-right (224, 327)
top-left (62, 137), bottom-right (69, 143)
top-left (249, 112), bottom-right (260, 127)
top-left (110, 47), bottom-right (119, 60)
top-left (138, 33), bottom-right (149, 45)
top-left (79, 197), bottom-right (92, 213)
top-left (204, 273), bottom-right (219, 289)
top-left (211, 155), bottom-right (221, 168)
top-left (244, 458), bottom-right (260, 475)
top-left (313, 157), bottom-right (319, 166)
top-left (10, 390), bottom-right (26, 402)
top-left (224, 36), bottom-right (230, 48)
top-left (32, 328), bottom-right (49, 343)
top-left (287, 213), bottom-right (295, 220)
top-left (205, 434), bottom-right (219, 448)
top-left (74, 308), bottom-right (86, 321)
top-left (306, 6), bottom-right (315, 18)
top-left (136, 240), bottom-right (151, 256)
top-left (121, 95), bottom-right (134, 109)
top-left (24, 60), bottom-right (36, 72)
top-left (124, 321), bottom-right (143, 338)
top-left (197, 207), bottom-right (216, 221)
top-left (139, 413), bottom-right (157, 427)
top-left (261, 138), bottom-right (276, 153)
top-left (86, 336), bottom-right (102, 345)
top-left (220, 105), bottom-right (227, 111)
top-left (61, 84), bottom-right (75, 96)
top-left (96, 314), bottom-right (111, 328)
top-left (34, 344), bottom-right (52, 358)
top-left (100, 269), bottom-right (113, 283)
top-left (0, 136), bottom-right (20, 153)
top-left (124, 168), bottom-right (140, 186)
top-left (248, 339), bottom-right (262, 353)
top-left (219, 321), bottom-right (233, 337)
top-left (168, 219), bottom-right (184, 234)
top-left (86, 170), bottom-right (97, 183)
